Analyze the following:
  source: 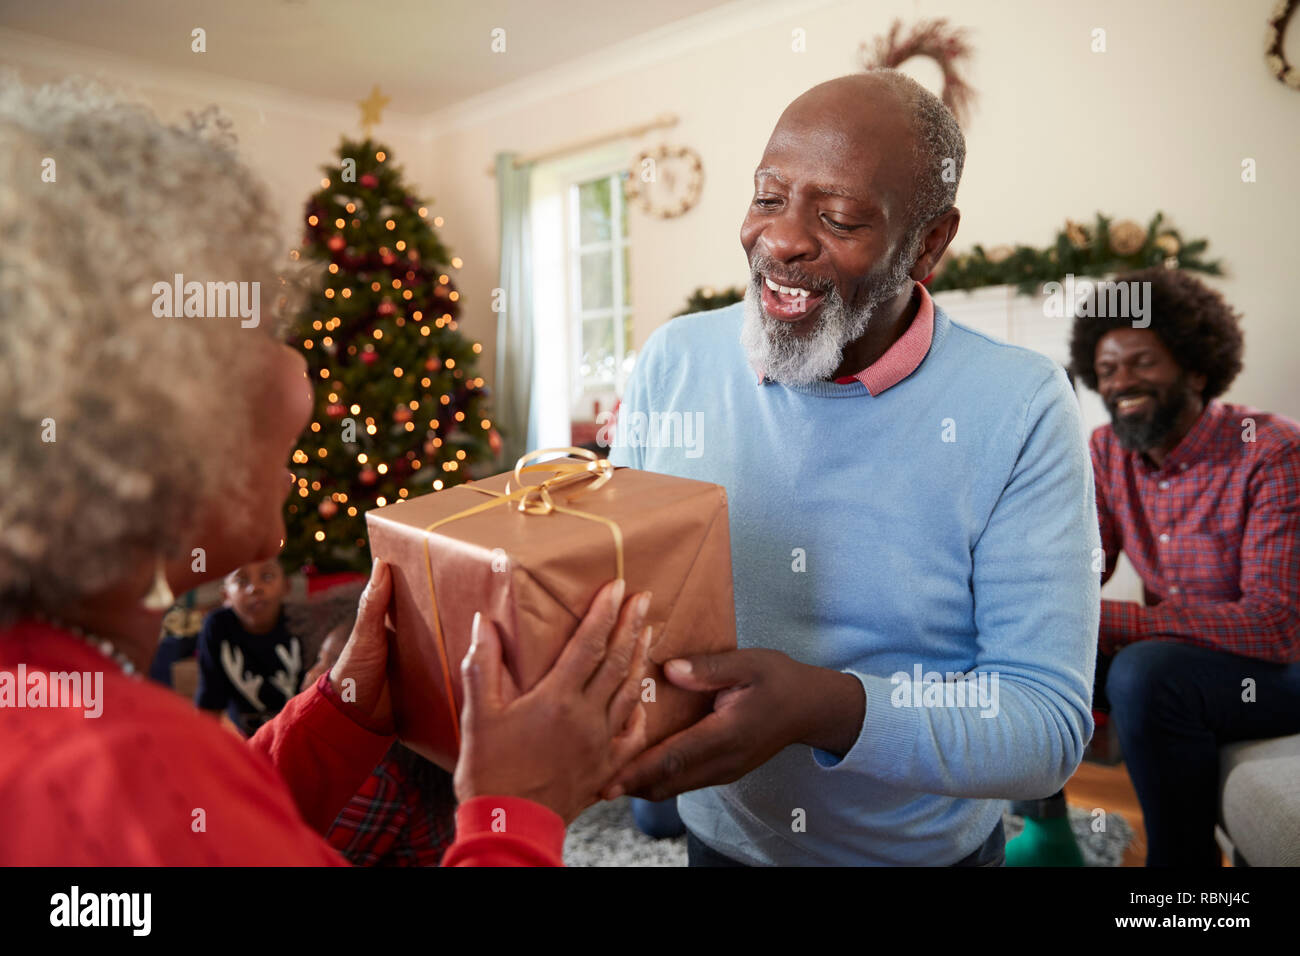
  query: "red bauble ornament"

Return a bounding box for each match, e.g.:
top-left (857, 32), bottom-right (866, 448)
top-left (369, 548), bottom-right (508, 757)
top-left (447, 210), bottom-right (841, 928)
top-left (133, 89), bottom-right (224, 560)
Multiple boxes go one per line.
top-left (360, 350), bottom-right (378, 365)
top-left (489, 429), bottom-right (503, 455)
top-left (425, 357), bottom-right (442, 372)
top-left (394, 406), bottom-right (413, 423)
top-left (423, 439), bottom-right (437, 456)
top-left (318, 499), bottom-right (338, 519)
top-left (377, 300), bottom-right (396, 317)
top-left (359, 468), bottom-right (377, 486)
top-left (360, 173), bottom-right (378, 189)
top-left (381, 251), bottom-right (396, 266)
top-left (328, 235), bottom-right (346, 252)
top-left (326, 403), bottom-right (345, 418)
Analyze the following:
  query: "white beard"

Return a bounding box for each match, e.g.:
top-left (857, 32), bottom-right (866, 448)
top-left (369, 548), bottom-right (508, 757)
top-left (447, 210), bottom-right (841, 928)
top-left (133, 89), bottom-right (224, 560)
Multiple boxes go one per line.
top-left (740, 256), bottom-right (915, 387)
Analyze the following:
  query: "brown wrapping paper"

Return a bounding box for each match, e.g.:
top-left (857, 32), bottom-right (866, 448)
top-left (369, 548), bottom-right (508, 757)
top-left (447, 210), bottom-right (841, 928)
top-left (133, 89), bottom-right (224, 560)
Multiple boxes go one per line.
top-left (365, 458), bottom-right (737, 772)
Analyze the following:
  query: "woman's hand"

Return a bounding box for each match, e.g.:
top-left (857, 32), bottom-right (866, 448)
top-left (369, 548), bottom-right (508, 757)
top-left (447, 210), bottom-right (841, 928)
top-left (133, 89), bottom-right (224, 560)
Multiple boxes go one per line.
top-left (327, 560), bottom-right (394, 729)
top-left (453, 579), bottom-right (653, 824)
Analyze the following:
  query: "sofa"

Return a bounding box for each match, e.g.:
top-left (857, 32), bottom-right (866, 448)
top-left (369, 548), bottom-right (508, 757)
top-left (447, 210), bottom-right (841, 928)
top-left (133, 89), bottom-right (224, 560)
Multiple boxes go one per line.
top-left (1218, 733), bottom-right (1300, 866)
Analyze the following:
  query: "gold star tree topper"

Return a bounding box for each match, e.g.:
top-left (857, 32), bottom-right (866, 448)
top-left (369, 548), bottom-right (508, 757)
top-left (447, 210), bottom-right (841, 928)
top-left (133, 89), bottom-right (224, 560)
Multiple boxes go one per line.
top-left (358, 85), bottom-right (391, 136)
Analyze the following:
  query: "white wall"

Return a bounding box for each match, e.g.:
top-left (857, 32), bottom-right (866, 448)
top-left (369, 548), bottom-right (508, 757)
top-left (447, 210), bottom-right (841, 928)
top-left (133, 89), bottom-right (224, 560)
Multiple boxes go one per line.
top-left (422, 0), bottom-right (1300, 422)
top-left (0, 27), bottom-right (434, 267)
top-left (4, 0), bottom-right (1297, 425)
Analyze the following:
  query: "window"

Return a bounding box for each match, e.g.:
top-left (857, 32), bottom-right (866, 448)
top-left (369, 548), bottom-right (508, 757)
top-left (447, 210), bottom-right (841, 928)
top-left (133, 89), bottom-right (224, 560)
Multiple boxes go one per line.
top-left (568, 171), bottom-right (633, 419)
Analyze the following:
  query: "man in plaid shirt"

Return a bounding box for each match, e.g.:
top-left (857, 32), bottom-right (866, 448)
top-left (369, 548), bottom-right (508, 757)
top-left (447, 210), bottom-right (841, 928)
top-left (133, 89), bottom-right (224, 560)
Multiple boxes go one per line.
top-left (1008, 268), bottom-right (1300, 866)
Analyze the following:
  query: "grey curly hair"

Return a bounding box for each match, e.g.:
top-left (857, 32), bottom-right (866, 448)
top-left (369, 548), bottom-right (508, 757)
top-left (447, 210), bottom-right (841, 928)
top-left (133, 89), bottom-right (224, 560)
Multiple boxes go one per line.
top-left (0, 74), bottom-right (300, 621)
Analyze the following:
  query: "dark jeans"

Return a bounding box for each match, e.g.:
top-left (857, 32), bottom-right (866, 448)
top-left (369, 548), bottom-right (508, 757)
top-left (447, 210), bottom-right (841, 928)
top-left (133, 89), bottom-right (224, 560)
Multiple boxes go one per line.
top-left (1100, 640), bottom-right (1300, 866)
top-left (630, 797), bottom-right (685, 839)
top-left (686, 817), bottom-right (1005, 867)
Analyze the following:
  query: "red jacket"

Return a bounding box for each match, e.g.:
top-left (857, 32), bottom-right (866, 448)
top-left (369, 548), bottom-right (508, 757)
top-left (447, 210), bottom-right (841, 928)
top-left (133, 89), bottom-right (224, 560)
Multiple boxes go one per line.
top-left (0, 618), bottom-right (564, 866)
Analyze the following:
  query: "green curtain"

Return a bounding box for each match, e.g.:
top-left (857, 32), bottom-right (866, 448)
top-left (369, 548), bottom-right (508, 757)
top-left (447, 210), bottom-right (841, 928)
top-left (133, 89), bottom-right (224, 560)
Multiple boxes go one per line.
top-left (494, 151), bottom-right (536, 466)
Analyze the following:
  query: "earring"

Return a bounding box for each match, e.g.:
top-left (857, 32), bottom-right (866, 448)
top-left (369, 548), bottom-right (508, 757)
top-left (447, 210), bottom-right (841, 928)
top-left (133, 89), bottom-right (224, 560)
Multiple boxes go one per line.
top-left (141, 556), bottom-right (175, 611)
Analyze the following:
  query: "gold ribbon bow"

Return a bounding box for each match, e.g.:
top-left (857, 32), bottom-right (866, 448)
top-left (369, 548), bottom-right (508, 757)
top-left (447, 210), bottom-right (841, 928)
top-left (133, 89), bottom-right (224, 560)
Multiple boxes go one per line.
top-left (420, 447), bottom-right (625, 743)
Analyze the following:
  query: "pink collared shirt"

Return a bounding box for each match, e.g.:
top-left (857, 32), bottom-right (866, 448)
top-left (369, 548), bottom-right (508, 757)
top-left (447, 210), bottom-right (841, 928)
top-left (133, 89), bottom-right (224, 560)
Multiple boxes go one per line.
top-left (752, 281), bottom-right (936, 395)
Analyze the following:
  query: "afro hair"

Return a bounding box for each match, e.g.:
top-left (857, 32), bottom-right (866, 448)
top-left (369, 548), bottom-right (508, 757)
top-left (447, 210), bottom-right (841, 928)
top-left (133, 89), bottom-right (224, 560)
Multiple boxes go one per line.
top-left (1069, 268), bottom-right (1244, 401)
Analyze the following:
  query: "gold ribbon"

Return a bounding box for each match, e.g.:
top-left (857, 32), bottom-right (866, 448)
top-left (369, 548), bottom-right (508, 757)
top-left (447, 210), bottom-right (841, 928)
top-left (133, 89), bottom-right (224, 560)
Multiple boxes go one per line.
top-left (420, 447), bottom-right (625, 744)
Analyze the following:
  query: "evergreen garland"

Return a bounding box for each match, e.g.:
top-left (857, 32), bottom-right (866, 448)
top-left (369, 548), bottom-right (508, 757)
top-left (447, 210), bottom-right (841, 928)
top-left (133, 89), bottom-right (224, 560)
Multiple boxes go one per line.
top-left (673, 285), bottom-right (746, 317)
top-left (929, 212), bottom-right (1222, 295)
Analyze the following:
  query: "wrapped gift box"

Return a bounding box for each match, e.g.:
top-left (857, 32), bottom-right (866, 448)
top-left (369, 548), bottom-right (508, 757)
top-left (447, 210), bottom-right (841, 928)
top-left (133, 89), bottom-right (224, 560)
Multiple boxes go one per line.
top-left (365, 455), bottom-right (737, 771)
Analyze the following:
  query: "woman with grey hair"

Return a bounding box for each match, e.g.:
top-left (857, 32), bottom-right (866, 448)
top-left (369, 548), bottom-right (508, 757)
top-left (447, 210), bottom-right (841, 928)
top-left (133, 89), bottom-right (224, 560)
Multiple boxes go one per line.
top-left (0, 76), bottom-right (650, 865)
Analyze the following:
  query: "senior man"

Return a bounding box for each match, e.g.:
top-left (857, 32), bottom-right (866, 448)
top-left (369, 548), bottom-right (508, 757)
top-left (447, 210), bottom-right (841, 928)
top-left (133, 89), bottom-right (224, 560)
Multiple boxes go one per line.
top-left (605, 70), bottom-right (1100, 866)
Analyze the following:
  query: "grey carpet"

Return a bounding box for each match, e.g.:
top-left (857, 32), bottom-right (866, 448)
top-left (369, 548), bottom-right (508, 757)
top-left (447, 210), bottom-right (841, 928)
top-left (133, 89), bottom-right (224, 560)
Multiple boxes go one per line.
top-left (564, 798), bottom-right (687, 867)
top-left (563, 798), bottom-right (1133, 866)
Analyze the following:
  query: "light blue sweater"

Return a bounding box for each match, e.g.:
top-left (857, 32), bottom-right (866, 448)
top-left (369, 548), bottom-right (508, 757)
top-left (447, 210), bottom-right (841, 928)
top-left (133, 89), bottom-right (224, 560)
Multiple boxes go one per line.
top-left (608, 300), bottom-right (1100, 865)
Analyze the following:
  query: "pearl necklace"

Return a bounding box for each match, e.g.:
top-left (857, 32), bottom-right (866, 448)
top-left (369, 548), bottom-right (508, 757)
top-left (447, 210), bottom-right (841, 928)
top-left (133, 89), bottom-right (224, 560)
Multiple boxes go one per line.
top-left (34, 613), bottom-right (142, 678)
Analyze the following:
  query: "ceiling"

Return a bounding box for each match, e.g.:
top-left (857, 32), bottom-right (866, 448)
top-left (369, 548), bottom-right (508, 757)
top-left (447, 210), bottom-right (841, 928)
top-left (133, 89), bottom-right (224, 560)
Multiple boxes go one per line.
top-left (0, 0), bottom-right (739, 114)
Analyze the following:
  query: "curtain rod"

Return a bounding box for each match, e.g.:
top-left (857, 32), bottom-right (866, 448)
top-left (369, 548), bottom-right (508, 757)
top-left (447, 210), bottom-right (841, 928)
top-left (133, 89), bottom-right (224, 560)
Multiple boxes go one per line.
top-left (485, 112), bottom-right (678, 176)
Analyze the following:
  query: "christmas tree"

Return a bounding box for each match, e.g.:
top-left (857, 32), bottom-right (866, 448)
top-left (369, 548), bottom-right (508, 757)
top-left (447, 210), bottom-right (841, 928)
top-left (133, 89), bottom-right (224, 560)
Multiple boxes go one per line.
top-left (283, 137), bottom-right (500, 574)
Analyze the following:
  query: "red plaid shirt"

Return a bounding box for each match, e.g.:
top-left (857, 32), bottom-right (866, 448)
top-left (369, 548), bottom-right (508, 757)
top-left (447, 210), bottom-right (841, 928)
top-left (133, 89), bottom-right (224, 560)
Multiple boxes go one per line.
top-left (1093, 400), bottom-right (1300, 663)
top-left (325, 747), bottom-right (457, 866)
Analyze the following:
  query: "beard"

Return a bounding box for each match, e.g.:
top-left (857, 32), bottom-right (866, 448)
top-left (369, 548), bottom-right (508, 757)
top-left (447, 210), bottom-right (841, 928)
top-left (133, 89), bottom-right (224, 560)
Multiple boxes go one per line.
top-left (740, 243), bottom-right (916, 387)
top-left (1108, 372), bottom-right (1196, 452)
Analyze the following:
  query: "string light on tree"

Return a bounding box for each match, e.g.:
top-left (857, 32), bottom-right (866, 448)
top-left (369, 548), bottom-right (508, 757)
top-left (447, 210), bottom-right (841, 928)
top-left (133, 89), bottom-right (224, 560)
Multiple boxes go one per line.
top-left (281, 93), bottom-right (497, 574)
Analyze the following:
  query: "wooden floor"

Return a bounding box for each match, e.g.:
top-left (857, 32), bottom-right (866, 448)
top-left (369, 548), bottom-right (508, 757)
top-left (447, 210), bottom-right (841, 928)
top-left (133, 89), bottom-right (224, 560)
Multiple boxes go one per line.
top-left (1064, 760), bottom-right (1148, 866)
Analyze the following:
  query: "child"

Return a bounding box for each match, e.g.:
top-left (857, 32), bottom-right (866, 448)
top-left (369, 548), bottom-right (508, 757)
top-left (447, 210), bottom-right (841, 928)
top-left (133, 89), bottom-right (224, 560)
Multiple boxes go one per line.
top-left (301, 618), bottom-right (348, 692)
top-left (195, 558), bottom-right (304, 736)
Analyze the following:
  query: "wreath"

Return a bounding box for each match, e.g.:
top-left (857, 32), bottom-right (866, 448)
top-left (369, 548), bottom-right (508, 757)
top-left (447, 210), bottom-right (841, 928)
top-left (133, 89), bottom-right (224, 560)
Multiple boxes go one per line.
top-left (859, 18), bottom-right (976, 126)
top-left (1266, 0), bottom-right (1300, 89)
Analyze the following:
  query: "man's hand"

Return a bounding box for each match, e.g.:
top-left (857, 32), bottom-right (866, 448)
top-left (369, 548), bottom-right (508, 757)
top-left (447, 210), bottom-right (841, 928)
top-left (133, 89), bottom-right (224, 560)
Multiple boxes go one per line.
top-left (602, 648), bottom-right (866, 802)
top-left (327, 559), bottom-right (394, 728)
top-left (453, 579), bottom-right (654, 824)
